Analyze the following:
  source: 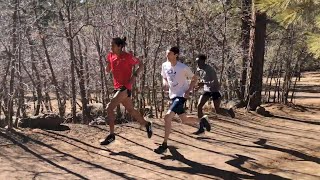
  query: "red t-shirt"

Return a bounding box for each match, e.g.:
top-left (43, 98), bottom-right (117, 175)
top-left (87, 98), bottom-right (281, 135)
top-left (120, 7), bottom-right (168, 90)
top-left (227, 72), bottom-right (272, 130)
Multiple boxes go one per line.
top-left (107, 52), bottom-right (139, 90)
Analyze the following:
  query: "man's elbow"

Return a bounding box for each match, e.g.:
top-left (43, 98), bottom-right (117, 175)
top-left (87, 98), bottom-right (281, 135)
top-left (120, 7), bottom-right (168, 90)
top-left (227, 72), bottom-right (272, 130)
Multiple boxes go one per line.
top-left (105, 66), bottom-right (111, 73)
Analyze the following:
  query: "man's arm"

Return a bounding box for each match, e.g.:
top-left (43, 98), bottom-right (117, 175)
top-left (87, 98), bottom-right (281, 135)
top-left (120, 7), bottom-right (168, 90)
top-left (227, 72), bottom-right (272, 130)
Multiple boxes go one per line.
top-left (163, 78), bottom-right (169, 90)
top-left (185, 66), bottom-right (197, 92)
top-left (130, 59), bottom-right (144, 84)
top-left (105, 63), bottom-right (111, 73)
top-left (133, 59), bottom-right (144, 76)
top-left (187, 75), bottom-right (198, 92)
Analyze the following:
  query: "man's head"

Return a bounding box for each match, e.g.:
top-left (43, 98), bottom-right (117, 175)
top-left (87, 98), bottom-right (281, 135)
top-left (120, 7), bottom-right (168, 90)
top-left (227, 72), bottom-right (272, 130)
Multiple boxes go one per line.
top-left (196, 54), bottom-right (206, 68)
top-left (166, 46), bottom-right (179, 62)
top-left (111, 37), bottom-right (126, 54)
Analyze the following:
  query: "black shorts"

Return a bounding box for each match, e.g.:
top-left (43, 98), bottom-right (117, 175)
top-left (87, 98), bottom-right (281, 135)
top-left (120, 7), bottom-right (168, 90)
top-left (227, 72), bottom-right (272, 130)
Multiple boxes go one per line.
top-left (168, 97), bottom-right (186, 115)
top-left (113, 86), bottom-right (131, 97)
top-left (203, 92), bottom-right (221, 101)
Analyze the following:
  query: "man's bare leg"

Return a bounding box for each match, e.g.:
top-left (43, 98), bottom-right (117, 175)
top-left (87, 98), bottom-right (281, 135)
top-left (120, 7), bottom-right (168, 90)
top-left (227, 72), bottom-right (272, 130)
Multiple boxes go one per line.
top-left (197, 95), bottom-right (210, 118)
top-left (179, 113), bottom-right (211, 134)
top-left (107, 90), bottom-right (128, 134)
top-left (178, 113), bottom-right (199, 125)
top-left (100, 90), bottom-right (128, 145)
top-left (121, 97), bottom-right (153, 138)
top-left (121, 97), bottom-right (147, 125)
top-left (163, 111), bottom-right (176, 143)
top-left (154, 111), bottom-right (175, 154)
top-left (213, 98), bottom-right (236, 118)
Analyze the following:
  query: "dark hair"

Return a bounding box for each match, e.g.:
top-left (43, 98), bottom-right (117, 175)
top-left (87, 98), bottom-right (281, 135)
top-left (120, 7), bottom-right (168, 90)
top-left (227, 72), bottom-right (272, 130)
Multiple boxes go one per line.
top-left (112, 37), bottom-right (127, 48)
top-left (196, 54), bottom-right (207, 61)
top-left (169, 46), bottom-right (179, 55)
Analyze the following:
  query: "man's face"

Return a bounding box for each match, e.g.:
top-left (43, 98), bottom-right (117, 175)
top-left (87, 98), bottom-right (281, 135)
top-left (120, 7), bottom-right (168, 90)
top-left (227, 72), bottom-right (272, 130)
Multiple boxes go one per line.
top-left (196, 58), bottom-right (205, 68)
top-left (166, 50), bottom-right (177, 62)
top-left (111, 42), bottom-right (121, 54)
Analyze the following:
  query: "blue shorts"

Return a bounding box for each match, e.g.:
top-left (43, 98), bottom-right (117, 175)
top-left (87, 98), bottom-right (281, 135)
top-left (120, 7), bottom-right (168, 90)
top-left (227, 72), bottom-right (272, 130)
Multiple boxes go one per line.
top-left (168, 97), bottom-right (186, 115)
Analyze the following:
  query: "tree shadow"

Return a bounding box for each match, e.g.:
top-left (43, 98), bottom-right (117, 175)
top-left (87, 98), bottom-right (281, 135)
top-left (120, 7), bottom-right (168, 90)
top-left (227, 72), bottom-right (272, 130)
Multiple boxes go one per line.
top-left (226, 154), bottom-right (290, 180)
top-left (110, 147), bottom-right (251, 180)
top-left (218, 116), bottom-right (319, 141)
top-left (196, 136), bottom-right (260, 149)
top-left (40, 130), bottom-right (184, 180)
top-left (89, 125), bottom-right (154, 151)
top-left (254, 139), bottom-right (320, 165)
top-left (272, 115), bottom-right (320, 125)
top-left (196, 136), bottom-right (320, 165)
top-left (211, 118), bottom-right (316, 145)
top-left (120, 124), bottom-right (233, 157)
top-left (0, 130), bottom-right (88, 180)
top-left (0, 129), bottom-right (136, 180)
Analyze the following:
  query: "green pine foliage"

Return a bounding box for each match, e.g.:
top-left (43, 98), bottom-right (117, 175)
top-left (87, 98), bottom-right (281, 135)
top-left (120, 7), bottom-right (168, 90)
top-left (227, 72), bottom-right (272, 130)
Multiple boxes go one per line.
top-left (257, 0), bottom-right (320, 58)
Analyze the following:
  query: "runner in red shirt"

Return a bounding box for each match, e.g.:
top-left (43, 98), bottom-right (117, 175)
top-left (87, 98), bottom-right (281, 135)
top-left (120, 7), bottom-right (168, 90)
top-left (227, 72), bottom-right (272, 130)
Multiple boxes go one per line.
top-left (100, 37), bottom-right (152, 145)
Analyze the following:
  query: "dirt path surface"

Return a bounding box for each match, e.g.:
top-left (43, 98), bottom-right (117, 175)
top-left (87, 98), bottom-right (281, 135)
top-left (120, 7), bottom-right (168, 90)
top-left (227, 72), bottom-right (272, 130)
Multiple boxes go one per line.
top-left (1, 72), bottom-right (320, 180)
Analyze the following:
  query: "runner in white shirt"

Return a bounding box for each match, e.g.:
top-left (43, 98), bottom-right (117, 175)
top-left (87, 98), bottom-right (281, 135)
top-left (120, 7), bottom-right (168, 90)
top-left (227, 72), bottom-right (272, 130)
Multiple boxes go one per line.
top-left (154, 46), bottom-right (211, 154)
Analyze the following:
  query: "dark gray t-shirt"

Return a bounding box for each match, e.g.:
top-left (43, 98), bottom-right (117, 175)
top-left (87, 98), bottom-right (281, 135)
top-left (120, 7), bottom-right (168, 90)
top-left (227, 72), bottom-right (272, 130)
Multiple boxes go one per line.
top-left (197, 64), bottom-right (220, 92)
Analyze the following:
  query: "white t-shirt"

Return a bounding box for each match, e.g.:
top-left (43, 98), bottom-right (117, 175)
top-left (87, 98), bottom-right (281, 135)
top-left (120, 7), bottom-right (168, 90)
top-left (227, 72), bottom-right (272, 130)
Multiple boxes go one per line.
top-left (161, 61), bottom-right (194, 99)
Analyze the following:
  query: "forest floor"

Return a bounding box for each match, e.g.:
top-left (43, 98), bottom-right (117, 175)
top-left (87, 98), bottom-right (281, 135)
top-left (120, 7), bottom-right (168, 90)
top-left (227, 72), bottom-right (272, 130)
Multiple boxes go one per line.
top-left (1, 71), bottom-right (320, 180)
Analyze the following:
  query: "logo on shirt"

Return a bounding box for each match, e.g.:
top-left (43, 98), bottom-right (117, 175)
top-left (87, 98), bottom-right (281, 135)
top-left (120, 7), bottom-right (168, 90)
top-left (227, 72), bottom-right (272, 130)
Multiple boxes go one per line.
top-left (197, 69), bottom-right (206, 79)
top-left (166, 69), bottom-right (178, 87)
top-left (167, 69), bottom-right (176, 75)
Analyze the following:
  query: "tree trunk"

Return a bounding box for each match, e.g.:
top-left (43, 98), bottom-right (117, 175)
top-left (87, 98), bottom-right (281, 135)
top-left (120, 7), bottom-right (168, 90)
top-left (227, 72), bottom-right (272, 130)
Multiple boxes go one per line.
top-left (76, 36), bottom-right (90, 124)
top-left (175, 0), bottom-right (180, 47)
top-left (8, 0), bottom-right (19, 129)
top-left (26, 27), bottom-right (43, 116)
top-left (141, 11), bottom-right (150, 115)
top-left (282, 29), bottom-right (294, 104)
top-left (247, 7), bottom-right (267, 110)
top-left (274, 63), bottom-right (283, 103)
top-left (290, 58), bottom-right (302, 103)
top-left (219, 1), bottom-right (228, 85)
top-left (240, 0), bottom-right (252, 100)
top-left (84, 41), bottom-right (90, 103)
top-left (152, 31), bottom-right (164, 119)
top-left (59, 3), bottom-right (77, 122)
top-left (34, 5), bottom-right (65, 117)
top-left (94, 31), bottom-right (107, 116)
top-left (16, 10), bottom-right (24, 125)
top-left (0, 54), bottom-right (11, 122)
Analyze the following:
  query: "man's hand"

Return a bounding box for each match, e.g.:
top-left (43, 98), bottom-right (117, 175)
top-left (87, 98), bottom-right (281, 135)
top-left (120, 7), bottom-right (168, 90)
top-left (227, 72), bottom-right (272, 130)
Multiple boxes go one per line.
top-left (162, 78), bottom-right (169, 91)
top-left (198, 82), bottom-right (205, 87)
top-left (194, 81), bottom-right (204, 91)
top-left (163, 84), bottom-right (169, 91)
top-left (183, 91), bottom-right (191, 99)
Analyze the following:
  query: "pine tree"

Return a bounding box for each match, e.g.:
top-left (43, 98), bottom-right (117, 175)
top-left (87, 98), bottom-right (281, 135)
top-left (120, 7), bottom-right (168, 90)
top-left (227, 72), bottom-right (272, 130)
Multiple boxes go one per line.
top-left (256, 0), bottom-right (320, 58)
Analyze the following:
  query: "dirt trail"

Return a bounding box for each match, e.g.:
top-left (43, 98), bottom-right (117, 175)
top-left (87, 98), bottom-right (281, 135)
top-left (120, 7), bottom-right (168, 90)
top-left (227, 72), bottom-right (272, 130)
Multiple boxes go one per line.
top-left (1, 72), bottom-right (319, 180)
